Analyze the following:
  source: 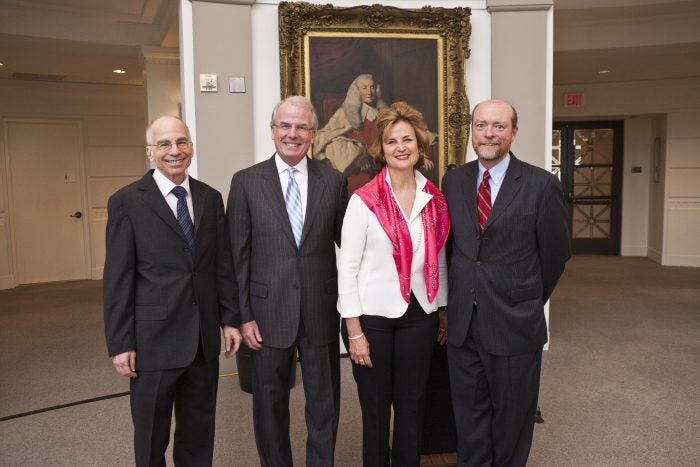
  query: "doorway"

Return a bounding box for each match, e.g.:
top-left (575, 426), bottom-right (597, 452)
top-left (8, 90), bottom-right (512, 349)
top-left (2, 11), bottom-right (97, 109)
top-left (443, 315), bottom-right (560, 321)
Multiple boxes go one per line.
top-left (5, 119), bottom-right (89, 284)
top-left (552, 121), bottom-right (624, 255)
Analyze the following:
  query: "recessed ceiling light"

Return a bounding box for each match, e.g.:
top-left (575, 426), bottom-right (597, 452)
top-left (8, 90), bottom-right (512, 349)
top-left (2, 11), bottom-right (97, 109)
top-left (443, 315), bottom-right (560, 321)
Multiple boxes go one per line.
top-left (0, 62), bottom-right (5, 67)
top-left (598, 69), bottom-right (611, 75)
top-left (113, 69), bottom-right (126, 74)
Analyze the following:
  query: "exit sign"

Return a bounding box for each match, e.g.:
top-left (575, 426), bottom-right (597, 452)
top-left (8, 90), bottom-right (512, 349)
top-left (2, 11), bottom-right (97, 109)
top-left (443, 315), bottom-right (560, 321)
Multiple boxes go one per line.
top-left (564, 93), bottom-right (584, 107)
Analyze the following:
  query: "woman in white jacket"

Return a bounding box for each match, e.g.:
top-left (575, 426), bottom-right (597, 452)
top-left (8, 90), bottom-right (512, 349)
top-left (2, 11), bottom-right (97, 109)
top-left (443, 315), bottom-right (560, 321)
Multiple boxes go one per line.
top-left (337, 101), bottom-right (450, 466)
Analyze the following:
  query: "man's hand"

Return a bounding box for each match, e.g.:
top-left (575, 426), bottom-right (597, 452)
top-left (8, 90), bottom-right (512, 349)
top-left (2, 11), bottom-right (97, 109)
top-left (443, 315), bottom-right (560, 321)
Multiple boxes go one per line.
top-left (223, 325), bottom-right (243, 357)
top-left (240, 320), bottom-right (263, 350)
top-left (112, 350), bottom-right (137, 378)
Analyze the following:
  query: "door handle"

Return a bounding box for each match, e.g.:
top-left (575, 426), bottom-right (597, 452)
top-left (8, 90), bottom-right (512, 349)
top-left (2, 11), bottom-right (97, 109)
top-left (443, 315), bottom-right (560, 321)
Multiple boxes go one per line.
top-left (70, 211), bottom-right (83, 219)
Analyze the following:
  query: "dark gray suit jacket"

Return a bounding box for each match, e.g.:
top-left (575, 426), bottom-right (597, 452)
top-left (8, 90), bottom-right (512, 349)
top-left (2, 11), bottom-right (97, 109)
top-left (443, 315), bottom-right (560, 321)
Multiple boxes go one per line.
top-left (442, 154), bottom-right (571, 356)
top-left (103, 171), bottom-right (239, 370)
top-left (227, 156), bottom-right (348, 349)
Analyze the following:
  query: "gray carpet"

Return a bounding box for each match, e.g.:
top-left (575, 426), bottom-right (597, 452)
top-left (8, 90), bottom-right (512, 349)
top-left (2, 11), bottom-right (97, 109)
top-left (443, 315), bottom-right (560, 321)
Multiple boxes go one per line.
top-left (0, 256), bottom-right (698, 466)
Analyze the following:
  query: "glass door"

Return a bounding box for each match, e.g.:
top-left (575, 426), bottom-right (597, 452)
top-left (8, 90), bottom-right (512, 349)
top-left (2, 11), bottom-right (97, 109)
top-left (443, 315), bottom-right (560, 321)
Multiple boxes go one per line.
top-left (552, 121), bottom-right (624, 255)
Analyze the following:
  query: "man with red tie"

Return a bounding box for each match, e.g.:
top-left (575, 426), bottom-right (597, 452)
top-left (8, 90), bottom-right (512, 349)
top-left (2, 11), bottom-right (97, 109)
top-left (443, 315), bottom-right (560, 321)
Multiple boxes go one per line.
top-left (442, 99), bottom-right (571, 466)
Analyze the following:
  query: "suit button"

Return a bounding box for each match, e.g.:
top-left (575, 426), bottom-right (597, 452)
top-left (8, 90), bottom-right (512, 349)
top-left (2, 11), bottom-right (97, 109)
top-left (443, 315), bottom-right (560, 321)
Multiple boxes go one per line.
top-left (293, 284), bottom-right (299, 289)
top-left (476, 261), bottom-right (481, 266)
top-left (193, 272), bottom-right (198, 277)
top-left (183, 248), bottom-right (190, 252)
top-left (192, 301), bottom-right (197, 305)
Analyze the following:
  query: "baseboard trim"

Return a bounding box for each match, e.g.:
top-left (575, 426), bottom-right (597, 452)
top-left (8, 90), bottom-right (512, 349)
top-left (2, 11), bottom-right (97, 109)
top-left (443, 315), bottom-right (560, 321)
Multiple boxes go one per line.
top-left (0, 274), bottom-right (14, 290)
top-left (661, 254), bottom-right (700, 267)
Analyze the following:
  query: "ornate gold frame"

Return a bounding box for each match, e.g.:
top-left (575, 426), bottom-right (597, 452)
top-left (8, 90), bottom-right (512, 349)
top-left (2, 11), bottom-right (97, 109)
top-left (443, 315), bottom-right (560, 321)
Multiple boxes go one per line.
top-left (278, 2), bottom-right (472, 179)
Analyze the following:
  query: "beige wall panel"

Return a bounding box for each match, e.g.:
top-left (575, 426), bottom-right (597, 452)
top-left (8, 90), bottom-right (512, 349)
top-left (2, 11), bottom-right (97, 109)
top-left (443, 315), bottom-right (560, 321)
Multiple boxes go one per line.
top-left (667, 139), bottom-right (700, 168)
top-left (90, 208), bottom-right (108, 279)
top-left (86, 146), bottom-right (148, 177)
top-left (647, 115), bottom-right (667, 260)
top-left (621, 117), bottom-right (651, 256)
top-left (88, 177), bottom-right (141, 208)
top-left (669, 109), bottom-right (700, 139)
top-left (665, 202), bottom-right (700, 266)
top-left (554, 78), bottom-right (700, 118)
top-left (84, 117), bottom-right (146, 147)
top-left (0, 80), bottom-right (144, 117)
top-left (0, 213), bottom-right (12, 288)
top-left (668, 169), bottom-right (700, 198)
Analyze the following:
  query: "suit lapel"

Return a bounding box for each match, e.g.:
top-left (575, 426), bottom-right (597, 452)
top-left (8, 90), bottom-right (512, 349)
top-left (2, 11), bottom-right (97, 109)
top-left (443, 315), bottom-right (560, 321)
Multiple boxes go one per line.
top-left (261, 156), bottom-right (298, 247)
top-left (190, 178), bottom-right (205, 232)
top-left (301, 159), bottom-right (326, 246)
top-left (486, 153), bottom-right (522, 231)
top-left (462, 162), bottom-right (480, 235)
top-left (137, 171), bottom-right (186, 241)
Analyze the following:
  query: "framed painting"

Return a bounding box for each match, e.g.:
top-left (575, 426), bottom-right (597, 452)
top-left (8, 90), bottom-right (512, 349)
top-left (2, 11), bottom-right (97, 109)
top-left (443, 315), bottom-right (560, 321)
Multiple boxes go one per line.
top-left (278, 1), bottom-right (471, 191)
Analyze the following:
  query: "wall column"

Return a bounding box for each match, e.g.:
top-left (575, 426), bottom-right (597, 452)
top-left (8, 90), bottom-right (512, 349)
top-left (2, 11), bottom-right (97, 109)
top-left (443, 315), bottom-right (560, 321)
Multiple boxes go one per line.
top-left (487, 0), bottom-right (553, 169)
top-left (140, 46), bottom-right (181, 122)
top-left (179, 0), bottom-right (255, 200)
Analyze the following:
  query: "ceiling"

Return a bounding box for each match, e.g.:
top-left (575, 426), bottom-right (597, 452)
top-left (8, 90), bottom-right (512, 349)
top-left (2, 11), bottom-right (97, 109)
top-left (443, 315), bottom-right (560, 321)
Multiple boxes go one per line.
top-left (0, 0), bottom-right (699, 87)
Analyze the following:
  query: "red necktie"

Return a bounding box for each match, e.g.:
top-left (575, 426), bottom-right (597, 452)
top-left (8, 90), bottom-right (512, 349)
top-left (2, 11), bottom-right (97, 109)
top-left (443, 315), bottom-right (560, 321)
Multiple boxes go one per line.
top-left (477, 170), bottom-right (491, 234)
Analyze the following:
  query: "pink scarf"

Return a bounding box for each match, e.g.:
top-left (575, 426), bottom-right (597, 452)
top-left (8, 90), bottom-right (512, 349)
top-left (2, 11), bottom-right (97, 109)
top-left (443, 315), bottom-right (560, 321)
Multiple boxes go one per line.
top-left (355, 166), bottom-right (450, 303)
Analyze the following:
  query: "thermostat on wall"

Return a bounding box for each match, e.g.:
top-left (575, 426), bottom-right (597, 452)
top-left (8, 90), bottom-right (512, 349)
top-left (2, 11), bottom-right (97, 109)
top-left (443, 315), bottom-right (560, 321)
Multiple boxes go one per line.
top-left (199, 74), bottom-right (218, 92)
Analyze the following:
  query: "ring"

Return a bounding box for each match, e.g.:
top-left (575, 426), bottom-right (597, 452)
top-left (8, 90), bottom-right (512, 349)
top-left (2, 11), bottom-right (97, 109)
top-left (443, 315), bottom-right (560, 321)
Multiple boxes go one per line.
top-left (440, 328), bottom-right (446, 331)
top-left (359, 360), bottom-right (365, 364)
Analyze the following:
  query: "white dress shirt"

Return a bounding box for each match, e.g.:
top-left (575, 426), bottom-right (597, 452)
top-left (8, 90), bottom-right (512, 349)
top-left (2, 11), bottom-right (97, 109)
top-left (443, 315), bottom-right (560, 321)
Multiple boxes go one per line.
top-left (337, 170), bottom-right (448, 319)
top-left (478, 153), bottom-right (510, 203)
top-left (152, 168), bottom-right (194, 220)
top-left (275, 154), bottom-right (309, 221)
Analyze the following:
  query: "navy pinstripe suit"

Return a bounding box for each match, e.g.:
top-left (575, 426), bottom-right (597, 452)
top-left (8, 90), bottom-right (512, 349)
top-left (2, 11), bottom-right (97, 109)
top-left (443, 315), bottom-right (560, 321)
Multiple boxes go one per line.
top-left (227, 155), bottom-right (348, 466)
top-left (442, 153), bottom-right (571, 466)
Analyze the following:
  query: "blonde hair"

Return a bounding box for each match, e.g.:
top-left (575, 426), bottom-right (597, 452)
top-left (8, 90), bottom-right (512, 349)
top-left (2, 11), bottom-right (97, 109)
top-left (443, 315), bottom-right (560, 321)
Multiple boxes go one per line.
top-left (369, 101), bottom-right (431, 172)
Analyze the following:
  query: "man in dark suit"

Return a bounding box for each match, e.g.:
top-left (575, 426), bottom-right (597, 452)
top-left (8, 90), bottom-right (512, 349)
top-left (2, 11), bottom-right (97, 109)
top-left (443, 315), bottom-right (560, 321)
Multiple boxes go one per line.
top-left (442, 100), bottom-right (571, 466)
top-left (227, 96), bottom-right (348, 466)
top-left (103, 115), bottom-right (242, 466)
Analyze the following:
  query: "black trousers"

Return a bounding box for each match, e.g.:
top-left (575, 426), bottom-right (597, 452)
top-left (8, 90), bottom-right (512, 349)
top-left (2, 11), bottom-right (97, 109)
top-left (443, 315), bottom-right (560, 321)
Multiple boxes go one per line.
top-left (343, 294), bottom-right (438, 467)
top-left (447, 307), bottom-right (542, 467)
top-left (250, 322), bottom-right (341, 467)
top-left (130, 346), bottom-right (219, 467)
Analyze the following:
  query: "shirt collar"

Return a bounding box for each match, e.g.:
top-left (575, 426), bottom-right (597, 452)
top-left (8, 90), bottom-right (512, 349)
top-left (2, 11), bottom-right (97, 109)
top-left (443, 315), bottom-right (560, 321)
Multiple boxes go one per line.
top-left (152, 168), bottom-right (191, 198)
top-left (275, 153), bottom-right (309, 176)
top-left (479, 153), bottom-right (510, 185)
top-left (384, 169), bottom-right (433, 221)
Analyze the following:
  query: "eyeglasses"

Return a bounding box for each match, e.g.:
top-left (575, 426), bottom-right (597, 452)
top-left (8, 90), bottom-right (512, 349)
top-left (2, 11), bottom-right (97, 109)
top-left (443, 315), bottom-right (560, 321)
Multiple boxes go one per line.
top-left (272, 123), bottom-right (314, 135)
top-left (149, 140), bottom-right (192, 151)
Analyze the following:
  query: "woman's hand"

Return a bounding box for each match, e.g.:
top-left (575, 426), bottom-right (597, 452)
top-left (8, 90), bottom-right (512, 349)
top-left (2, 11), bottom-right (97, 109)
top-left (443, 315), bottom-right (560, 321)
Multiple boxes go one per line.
top-left (349, 335), bottom-right (373, 368)
top-left (346, 317), bottom-right (373, 368)
top-left (437, 308), bottom-right (448, 346)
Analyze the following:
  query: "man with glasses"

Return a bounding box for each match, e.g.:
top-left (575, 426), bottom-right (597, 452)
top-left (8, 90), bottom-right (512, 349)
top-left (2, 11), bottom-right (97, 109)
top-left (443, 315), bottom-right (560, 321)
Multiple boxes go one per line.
top-left (103, 115), bottom-right (242, 466)
top-left (227, 96), bottom-right (348, 466)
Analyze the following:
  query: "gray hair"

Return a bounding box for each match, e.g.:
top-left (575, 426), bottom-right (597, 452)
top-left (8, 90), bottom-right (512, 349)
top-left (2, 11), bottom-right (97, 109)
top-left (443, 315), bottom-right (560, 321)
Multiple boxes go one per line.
top-left (270, 95), bottom-right (320, 130)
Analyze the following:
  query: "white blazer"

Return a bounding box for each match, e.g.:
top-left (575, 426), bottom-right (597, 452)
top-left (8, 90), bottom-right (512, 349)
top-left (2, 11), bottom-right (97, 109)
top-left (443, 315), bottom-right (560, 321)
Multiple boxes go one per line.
top-left (337, 170), bottom-right (448, 319)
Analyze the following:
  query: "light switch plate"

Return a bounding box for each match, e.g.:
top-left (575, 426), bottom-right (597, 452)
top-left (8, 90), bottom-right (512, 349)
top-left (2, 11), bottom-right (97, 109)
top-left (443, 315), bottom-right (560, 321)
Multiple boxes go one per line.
top-left (200, 74), bottom-right (218, 92)
top-left (229, 77), bottom-right (246, 93)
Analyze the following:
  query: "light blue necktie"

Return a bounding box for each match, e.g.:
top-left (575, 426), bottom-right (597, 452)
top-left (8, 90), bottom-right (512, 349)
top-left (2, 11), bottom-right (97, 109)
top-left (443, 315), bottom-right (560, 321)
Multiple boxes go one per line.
top-left (285, 168), bottom-right (303, 247)
top-left (171, 186), bottom-right (195, 251)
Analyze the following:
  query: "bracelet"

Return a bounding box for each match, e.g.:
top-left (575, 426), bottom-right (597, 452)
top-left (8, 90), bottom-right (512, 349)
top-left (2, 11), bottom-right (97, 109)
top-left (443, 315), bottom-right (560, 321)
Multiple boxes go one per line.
top-left (348, 332), bottom-right (364, 340)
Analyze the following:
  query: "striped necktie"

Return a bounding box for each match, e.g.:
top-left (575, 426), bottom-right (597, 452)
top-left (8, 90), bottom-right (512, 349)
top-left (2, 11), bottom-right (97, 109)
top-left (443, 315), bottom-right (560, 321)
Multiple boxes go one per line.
top-left (171, 186), bottom-right (195, 250)
top-left (477, 170), bottom-right (491, 234)
top-left (285, 168), bottom-right (303, 247)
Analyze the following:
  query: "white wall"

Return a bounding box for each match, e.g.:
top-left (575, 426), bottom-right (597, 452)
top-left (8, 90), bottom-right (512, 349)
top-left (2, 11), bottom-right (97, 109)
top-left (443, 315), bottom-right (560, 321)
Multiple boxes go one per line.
top-left (554, 78), bottom-right (700, 266)
top-left (0, 79), bottom-right (147, 288)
